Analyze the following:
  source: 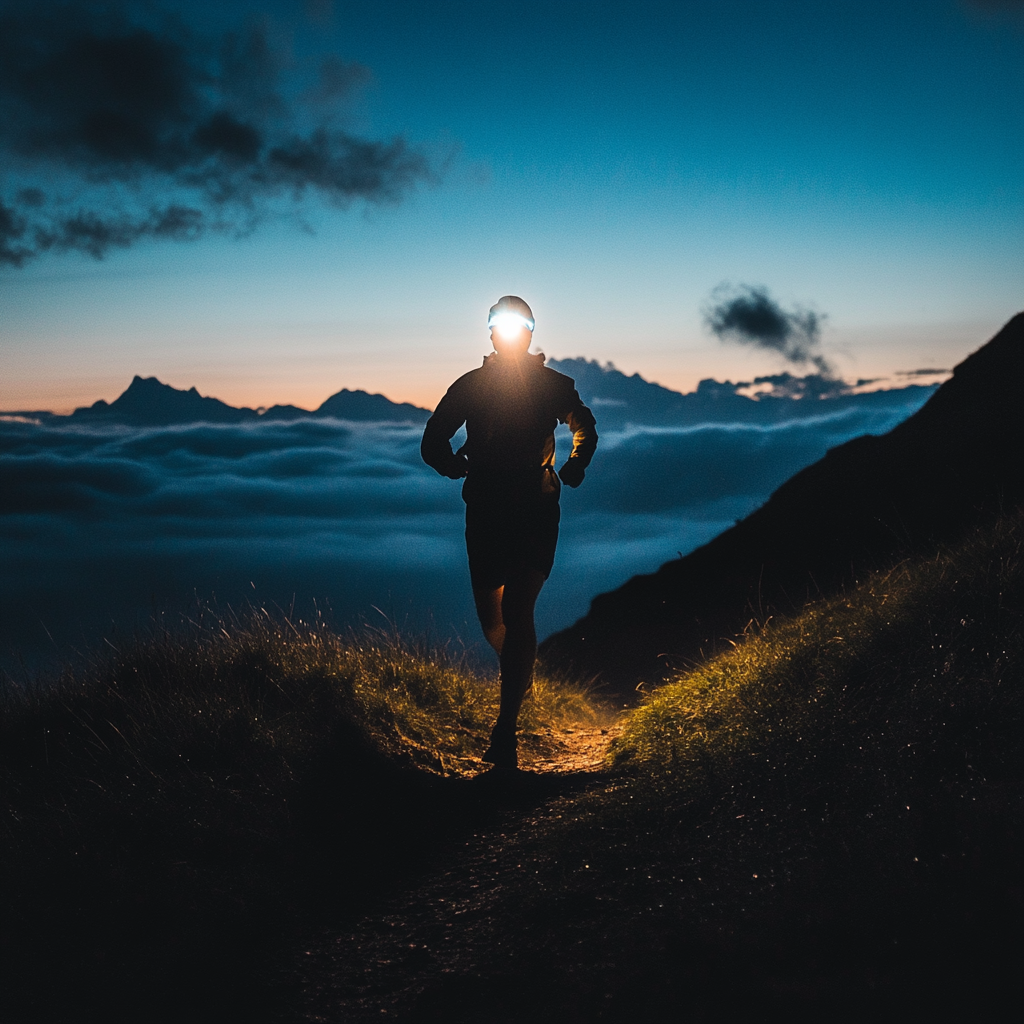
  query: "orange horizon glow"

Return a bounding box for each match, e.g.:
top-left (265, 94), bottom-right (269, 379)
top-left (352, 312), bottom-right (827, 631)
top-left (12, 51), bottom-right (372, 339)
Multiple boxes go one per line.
top-left (0, 380), bottom-right (444, 418)
top-left (0, 365), bottom-right (957, 419)
top-left (0, 308), bottom-right (1001, 418)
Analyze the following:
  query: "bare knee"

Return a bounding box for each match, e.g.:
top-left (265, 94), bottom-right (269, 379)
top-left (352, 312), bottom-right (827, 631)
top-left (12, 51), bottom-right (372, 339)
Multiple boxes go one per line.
top-left (473, 585), bottom-right (505, 653)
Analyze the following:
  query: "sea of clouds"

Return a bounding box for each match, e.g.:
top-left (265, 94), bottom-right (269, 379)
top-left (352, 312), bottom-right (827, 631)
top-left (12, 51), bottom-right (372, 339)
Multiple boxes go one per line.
top-left (0, 389), bottom-right (934, 674)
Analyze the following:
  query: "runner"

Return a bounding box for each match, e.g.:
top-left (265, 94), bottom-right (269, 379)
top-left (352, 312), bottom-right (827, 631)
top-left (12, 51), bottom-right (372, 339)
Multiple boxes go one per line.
top-left (421, 296), bottom-right (598, 769)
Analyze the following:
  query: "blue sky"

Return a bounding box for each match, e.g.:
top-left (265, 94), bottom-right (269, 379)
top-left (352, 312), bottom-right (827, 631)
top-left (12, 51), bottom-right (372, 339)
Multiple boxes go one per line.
top-left (2, 0), bottom-right (1021, 412)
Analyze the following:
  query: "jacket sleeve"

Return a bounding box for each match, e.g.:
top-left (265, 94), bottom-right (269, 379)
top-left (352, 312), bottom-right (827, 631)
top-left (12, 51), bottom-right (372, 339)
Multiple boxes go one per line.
top-left (421, 385), bottom-right (469, 478)
top-left (561, 386), bottom-right (598, 467)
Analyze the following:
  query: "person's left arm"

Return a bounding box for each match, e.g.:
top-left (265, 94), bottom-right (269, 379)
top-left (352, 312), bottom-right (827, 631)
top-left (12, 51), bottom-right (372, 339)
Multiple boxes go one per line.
top-left (558, 386), bottom-right (598, 487)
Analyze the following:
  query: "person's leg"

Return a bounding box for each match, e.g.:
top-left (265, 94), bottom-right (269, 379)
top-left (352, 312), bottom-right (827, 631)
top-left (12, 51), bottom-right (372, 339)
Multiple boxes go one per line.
top-left (472, 584), bottom-right (505, 655)
top-left (492, 566), bottom-right (547, 736)
top-left (467, 501), bottom-right (507, 655)
top-left (473, 501), bottom-right (555, 767)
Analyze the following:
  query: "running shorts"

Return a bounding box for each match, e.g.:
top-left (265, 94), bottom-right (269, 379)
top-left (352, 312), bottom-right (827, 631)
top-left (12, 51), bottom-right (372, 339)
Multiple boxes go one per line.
top-left (464, 498), bottom-right (561, 590)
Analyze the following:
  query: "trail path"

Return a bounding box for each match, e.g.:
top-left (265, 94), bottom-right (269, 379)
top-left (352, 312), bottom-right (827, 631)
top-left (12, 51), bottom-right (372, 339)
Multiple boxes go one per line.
top-left (279, 720), bottom-right (624, 1022)
top-left (506, 720), bottom-right (624, 775)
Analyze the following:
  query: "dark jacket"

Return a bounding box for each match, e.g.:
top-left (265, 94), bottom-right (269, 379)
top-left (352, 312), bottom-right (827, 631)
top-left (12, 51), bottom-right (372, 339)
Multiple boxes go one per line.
top-left (421, 352), bottom-right (598, 503)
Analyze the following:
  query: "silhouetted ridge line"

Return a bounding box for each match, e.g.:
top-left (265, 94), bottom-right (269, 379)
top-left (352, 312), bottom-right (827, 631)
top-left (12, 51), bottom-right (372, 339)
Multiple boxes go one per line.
top-left (541, 313), bottom-right (1024, 694)
top-left (63, 375), bottom-right (431, 426)
top-left (72, 375), bottom-right (259, 426)
top-left (5, 366), bottom-right (936, 428)
top-left (315, 388), bottom-right (431, 423)
top-left (547, 357), bottom-right (938, 430)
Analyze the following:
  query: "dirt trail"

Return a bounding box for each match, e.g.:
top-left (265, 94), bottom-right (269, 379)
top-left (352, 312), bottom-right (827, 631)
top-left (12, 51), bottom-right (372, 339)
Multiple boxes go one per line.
top-left (508, 719), bottom-right (624, 774)
top-left (278, 719), bottom-right (625, 1022)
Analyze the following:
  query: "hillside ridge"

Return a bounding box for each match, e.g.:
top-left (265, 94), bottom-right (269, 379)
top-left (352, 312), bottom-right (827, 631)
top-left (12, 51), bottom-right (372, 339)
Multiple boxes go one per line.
top-left (541, 312), bottom-right (1024, 693)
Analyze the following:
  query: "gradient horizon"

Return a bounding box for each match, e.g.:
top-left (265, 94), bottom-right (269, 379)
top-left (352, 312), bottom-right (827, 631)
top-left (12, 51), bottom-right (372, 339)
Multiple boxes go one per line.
top-left (1, 0), bottom-right (1021, 413)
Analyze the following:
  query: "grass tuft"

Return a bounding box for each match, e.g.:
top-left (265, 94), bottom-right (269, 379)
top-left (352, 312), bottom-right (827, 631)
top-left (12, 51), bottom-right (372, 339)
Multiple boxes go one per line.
top-left (612, 511), bottom-right (1023, 802)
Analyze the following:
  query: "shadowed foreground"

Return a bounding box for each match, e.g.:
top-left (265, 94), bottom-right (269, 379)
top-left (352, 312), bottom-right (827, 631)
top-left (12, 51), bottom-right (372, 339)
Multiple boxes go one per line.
top-left (0, 616), bottom-right (602, 1021)
top-left (287, 512), bottom-right (1024, 1022)
top-left (2, 513), bottom-right (1021, 1021)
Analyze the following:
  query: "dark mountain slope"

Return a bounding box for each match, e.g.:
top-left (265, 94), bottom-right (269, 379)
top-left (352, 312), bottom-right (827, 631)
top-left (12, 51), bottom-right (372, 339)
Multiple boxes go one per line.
top-left (541, 313), bottom-right (1024, 694)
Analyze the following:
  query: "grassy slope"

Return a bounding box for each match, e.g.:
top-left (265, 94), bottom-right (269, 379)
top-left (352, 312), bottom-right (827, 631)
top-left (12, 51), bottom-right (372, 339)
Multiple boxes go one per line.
top-left (395, 511), bottom-right (1022, 1022)
top-left (542, 313), bottom-right (1024, 691)
top-left (2, 513), bottom-right (1021, 1021)
top-left (0, 619), bottom-right (593, 1021)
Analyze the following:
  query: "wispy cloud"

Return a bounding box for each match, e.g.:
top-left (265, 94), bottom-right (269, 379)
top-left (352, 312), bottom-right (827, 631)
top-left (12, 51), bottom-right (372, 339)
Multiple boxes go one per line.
top-left (0, 2), bottom-right (439, 266)
top-left (704, 284), bottom-right (833, 376)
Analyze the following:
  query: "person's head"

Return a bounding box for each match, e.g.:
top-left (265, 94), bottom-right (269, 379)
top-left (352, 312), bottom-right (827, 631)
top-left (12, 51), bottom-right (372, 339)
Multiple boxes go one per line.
top-left (488, 295), bottom-right (534, 356)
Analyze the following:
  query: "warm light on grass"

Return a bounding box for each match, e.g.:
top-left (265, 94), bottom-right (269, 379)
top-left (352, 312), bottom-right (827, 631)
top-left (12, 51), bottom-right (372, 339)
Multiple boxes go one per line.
top-left (0, 609), bottom-right (600, 824)
top-left (611, 511), bottom-right (1023, 801)
top-left (324, 627), bottom-right (600, 775)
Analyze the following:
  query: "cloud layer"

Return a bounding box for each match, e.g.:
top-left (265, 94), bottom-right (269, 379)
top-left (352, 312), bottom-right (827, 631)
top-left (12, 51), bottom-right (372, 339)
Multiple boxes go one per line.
top-left (0, 386), bottom-right (935, 672)
top-left (0, 3), bottom-right (436, 266)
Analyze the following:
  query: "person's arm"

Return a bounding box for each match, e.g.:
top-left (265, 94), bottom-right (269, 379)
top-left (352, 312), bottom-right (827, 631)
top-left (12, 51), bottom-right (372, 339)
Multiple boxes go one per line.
top-left (421, 387), bottom-right (469, 479)
top-left (558, 387), bottom-right (598, 487)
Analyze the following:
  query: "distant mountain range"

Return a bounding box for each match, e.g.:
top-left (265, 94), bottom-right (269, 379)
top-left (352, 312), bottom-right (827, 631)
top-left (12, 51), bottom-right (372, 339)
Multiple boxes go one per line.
top-left (541, 313), bottom-right (1024, 695)
top-left (547, 358), bottom-right (939, 429)
top-left (6, 375), bottom-right (434, 427)
top-left (6, 363), bottom-right (938, 429)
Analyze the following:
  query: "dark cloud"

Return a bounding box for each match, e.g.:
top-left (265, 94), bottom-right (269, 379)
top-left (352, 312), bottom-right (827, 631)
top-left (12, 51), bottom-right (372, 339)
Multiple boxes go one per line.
top-left (304, 0), bottom-right (336, 26)
top-left (898, 368), bottom-right (951, 377)
top-left (704, 284), bottom-right (833, 375)
top-left (0, 2), bottom-right (437, 266)
top-left (0, 387), bottom-right (935, 670)
top-left (35, 203), bottom-right (205, 259)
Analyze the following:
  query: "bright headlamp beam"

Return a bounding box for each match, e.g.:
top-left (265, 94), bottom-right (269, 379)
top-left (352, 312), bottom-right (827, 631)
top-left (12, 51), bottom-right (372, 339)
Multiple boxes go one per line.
top-left (488, 311), bottom-right (535, 337)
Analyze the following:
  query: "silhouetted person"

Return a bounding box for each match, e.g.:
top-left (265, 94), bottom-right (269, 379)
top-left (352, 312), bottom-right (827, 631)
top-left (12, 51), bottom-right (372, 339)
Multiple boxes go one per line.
top-left (421, 296), bottom-right (598, 769)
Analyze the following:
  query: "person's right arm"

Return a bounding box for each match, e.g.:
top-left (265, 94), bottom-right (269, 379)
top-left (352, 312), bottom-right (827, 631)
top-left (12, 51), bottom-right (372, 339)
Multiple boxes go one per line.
top-left (421, 385), bottom-right (469, 479)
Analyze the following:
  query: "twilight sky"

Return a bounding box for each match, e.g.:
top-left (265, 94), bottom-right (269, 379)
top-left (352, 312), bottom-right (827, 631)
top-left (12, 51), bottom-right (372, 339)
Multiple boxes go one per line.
top-left (1, 0), bottom-right (1021, 414)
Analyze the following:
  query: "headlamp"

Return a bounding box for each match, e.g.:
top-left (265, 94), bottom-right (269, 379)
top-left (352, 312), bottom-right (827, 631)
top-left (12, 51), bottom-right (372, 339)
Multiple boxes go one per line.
top-left (487, 311), bottom-right (535, 338)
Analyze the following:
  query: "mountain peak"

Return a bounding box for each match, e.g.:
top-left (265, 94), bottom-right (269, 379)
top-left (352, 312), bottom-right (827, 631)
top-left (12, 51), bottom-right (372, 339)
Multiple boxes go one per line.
top-left (71, 376), bottom-right (257, 426)
top-left (315, 388), bottom-right (431, 423)
top-left (66, 376), bottom-right (432, 426)
top-left (125, 374), bottom-right (164, 389)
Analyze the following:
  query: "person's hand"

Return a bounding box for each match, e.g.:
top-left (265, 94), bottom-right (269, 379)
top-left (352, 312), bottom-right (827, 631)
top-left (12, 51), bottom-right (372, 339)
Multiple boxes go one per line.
top-left (443, 454), bottom-right (469, 479)
top-left (558, 459), bottom-right (586, 488)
